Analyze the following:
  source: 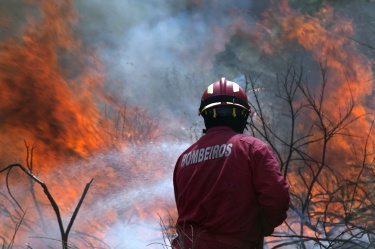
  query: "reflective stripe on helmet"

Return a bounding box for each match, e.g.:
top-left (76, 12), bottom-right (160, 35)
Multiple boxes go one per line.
top-left (199, 95), bottom-right (250, 113)
top-left (201, 102), bottom-right (222, 112)
top-left (207, 81), bottom-right (240, 94)
top-left (207, 84), bottom-right (214, 94)
top-left (233, 82), bottom-right (240, 92)
top-left (199, 78), bottom-right (251, 116)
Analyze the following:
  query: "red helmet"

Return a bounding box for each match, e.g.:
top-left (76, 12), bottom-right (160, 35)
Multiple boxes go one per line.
top-left (199, 77), bottom-right (250, 117)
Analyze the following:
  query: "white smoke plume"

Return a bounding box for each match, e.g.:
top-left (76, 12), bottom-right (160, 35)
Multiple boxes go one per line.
top-left (74, 0), bottom-right (257, 116)
top-left (1, 0), bottom-right (375, 248)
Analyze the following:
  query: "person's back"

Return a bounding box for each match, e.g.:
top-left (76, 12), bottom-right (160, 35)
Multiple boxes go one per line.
top-left (172, 78), bottom-right (290, 249)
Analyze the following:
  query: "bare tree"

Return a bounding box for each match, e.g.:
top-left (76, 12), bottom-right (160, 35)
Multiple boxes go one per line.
top-left (246, 60), bottom-right (375, 248)
top-left (0, 148), bottom-right (93, 249)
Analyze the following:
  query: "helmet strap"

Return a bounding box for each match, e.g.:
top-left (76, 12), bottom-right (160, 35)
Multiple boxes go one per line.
top-left (202, 107), bottom-right (249, 134)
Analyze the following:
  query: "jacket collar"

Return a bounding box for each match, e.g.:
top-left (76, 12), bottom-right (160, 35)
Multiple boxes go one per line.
top-left (205, 126), bottom-right (236, 134)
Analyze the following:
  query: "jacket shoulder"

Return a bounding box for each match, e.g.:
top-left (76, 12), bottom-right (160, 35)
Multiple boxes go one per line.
top-left (233, 134), bottom-right (269, 151)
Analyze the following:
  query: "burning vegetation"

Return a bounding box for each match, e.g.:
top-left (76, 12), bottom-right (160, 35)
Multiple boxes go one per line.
top-left (0, 0), bottom-right (104, 162)
top-left (242, 1), bottom-right (375, 248)
top-left (1, 0), bottom-right (375, 248)
top-left (0, 0), bottom-right (164, 248)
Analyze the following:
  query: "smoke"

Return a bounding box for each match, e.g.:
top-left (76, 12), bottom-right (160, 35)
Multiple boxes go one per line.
top-left (74, 0), bottom-right (257, 117)
top-left (0, 1), bottom-right (263, 247)
top-left (2, 0), bottom-right (375, 248)
top-left (63, 142), bottom-right (190, 248)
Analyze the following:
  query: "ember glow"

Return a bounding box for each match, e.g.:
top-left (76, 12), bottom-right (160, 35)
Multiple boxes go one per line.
top-left (1, 0), bottom-right (375, 248)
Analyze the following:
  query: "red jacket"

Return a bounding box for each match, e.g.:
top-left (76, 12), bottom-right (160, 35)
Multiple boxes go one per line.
top-left (173, 126), bottom-right (290, 248)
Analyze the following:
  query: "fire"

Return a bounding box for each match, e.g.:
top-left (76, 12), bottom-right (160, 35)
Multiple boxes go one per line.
top-left (0, 0), bottom-right (105, 164)
top-left (249, 1), bottom-right (374, 161)
top-left (0, 0), bottom-right (105, 243)
top-left (245, 0), bottom-right (375, 244)
top-left (0, 0), bottom-right (169, 248)
top-left (1, 0), bottom-right (374, 248)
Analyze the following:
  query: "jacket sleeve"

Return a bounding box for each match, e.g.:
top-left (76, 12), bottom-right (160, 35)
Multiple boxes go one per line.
top-left (252, 143), bottom-right (290, 227)
top-left (173, 162), bottom-right (178, 204)
top-left (173, 156), bottom-right (182, 208)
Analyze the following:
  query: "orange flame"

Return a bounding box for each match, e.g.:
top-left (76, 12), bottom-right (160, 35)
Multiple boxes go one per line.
top-left (0, 0), bottom-right (106, 164)
top-left (252, 1), bottom-right (374, 164)
top-left (0, 0), bottom-right (166, 248)
top-left (248, 0), bottom-right (375, 242)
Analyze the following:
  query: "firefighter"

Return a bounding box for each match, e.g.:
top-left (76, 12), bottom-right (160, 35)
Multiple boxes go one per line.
top-left (172, 78), bottom-right (290, 249)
